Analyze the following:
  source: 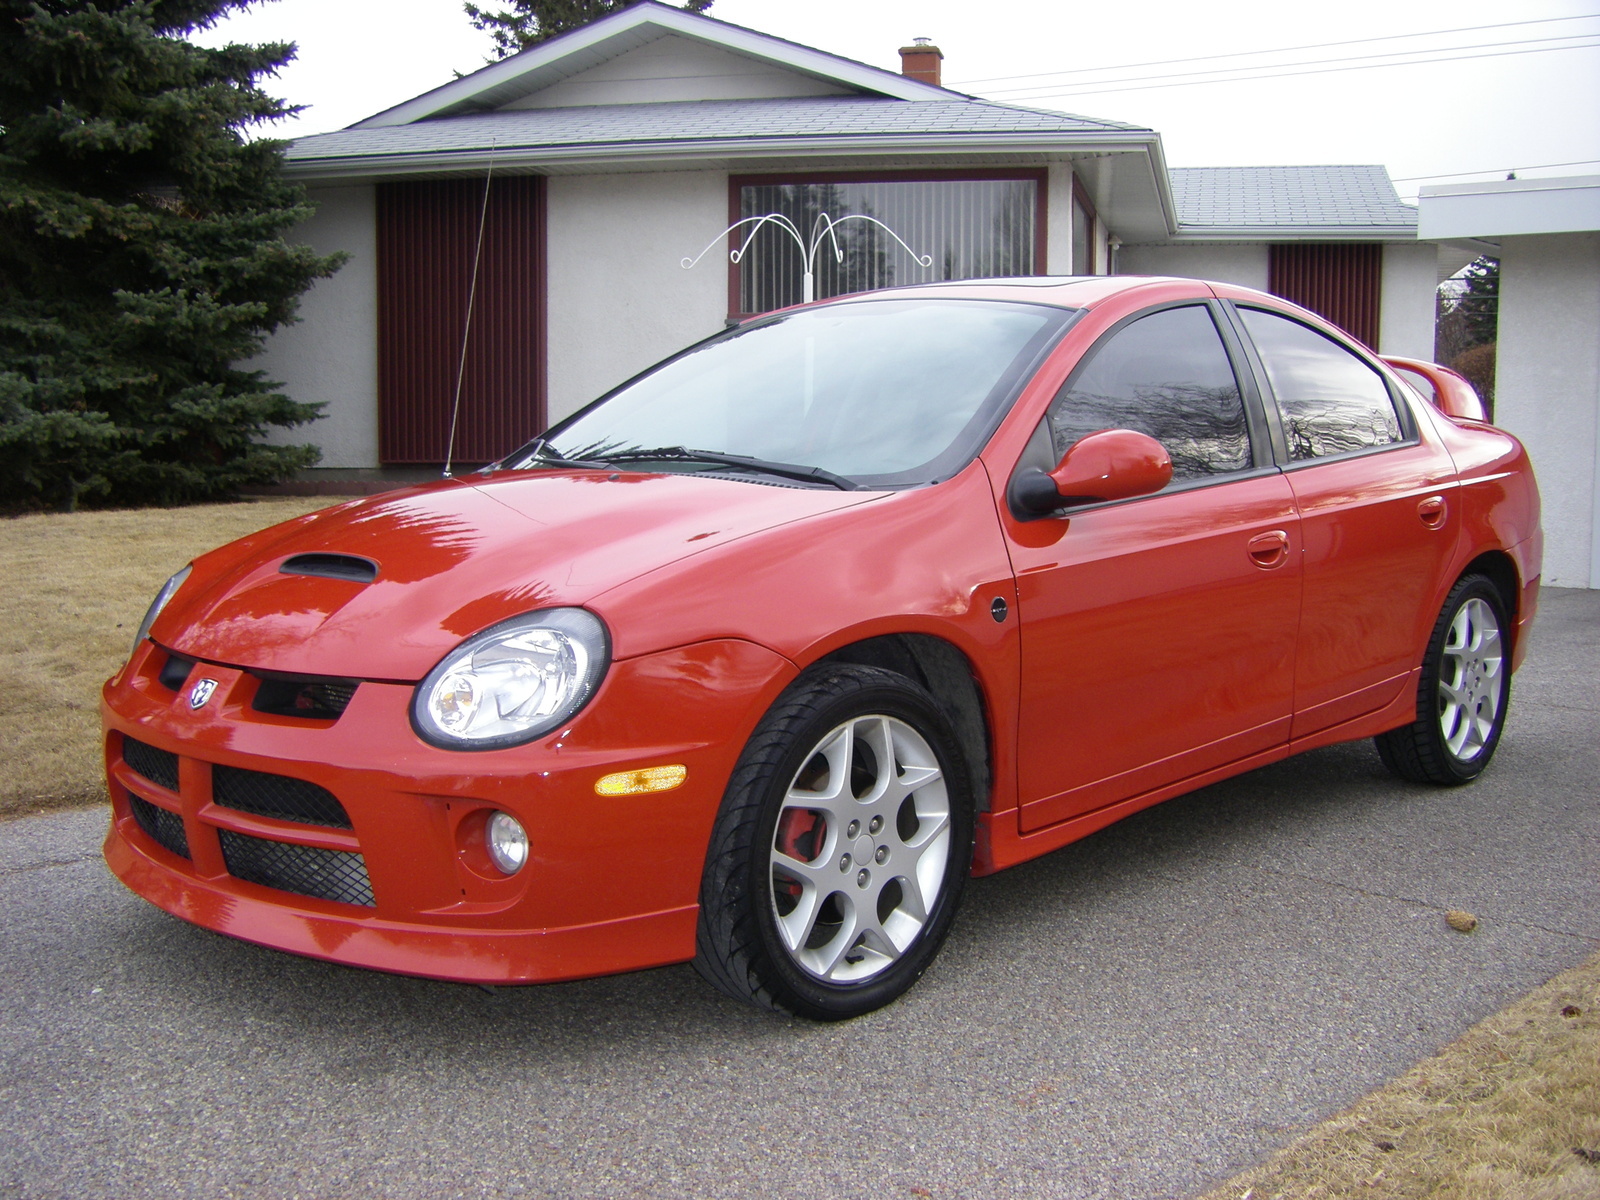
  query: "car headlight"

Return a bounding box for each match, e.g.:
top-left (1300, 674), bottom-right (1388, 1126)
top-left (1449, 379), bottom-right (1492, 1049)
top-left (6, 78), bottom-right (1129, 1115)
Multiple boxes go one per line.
top-left (131, 565), bottom-right (192, 661)
top-left (412, 608), bottom-right (610, 750)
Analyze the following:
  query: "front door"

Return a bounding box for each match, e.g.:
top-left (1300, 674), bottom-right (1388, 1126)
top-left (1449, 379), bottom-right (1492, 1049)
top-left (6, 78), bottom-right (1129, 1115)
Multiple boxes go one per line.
top-left (1002, 302), bottom-right (1302, 834)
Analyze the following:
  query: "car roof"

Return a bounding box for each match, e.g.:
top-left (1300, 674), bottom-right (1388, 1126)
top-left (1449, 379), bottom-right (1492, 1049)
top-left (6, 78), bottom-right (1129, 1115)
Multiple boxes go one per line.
top-left (820, 275), bottom-right (1215, 311)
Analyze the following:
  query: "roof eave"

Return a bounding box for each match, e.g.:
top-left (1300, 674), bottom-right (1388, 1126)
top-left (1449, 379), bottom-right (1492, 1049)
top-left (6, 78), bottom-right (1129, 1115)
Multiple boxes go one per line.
top-left (1153, 225), bottom-right (1421, 243)
top-left (283, 130), bottom-right (1165, 181)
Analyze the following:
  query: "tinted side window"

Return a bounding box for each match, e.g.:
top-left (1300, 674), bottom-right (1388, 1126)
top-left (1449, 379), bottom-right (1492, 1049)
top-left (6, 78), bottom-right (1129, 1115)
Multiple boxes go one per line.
top-left (1237, 307), bottom-right (1402, 461)
top-left (1047, 304), bottom-right (1249, 480)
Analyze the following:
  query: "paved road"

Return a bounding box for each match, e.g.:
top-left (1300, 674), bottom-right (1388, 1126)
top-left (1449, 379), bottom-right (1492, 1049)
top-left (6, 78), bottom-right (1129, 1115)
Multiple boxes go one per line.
top-left (3, 589), bottom-right (1597, 1200)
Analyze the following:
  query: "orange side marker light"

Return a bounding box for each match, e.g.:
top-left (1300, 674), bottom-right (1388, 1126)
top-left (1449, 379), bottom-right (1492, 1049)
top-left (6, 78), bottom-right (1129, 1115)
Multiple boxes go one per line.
top-left (594, 765), bottom-right (688, 796)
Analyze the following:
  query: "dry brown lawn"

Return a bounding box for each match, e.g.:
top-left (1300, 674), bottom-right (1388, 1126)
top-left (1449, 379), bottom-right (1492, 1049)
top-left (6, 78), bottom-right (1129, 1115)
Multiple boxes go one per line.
top-left (1199, 949), bottom-right (1600, 1200)
top-left (0, 497), bottom-right (336, 817)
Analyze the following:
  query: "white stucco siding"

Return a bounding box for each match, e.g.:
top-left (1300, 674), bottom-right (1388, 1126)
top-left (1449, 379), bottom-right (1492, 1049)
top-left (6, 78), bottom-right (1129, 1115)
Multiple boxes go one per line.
top-left (1377, 242), bottom-right (1438, 359)
top-left (545, 170), bottom-right (730, 424)
top-left (253, 186), bottom-right (379, 469)
top-left (1045, 165), bottom-right (1074, 275)
top-left (1113, 242), bottom-right (1270, 289)
top-left (504, 36), bottom-right (852, 108)
top-left (1494, 232), bottom-right (1600, 588)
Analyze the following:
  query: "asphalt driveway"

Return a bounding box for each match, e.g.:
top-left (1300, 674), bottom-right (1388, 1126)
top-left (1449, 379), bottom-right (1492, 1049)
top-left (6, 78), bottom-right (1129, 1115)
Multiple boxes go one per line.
top-left (2, 588), bottom-right (1596, 1200)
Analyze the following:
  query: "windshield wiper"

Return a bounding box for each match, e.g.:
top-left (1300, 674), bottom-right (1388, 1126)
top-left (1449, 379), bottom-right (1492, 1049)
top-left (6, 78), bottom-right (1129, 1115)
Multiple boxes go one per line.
top-left (513, 438), bottom-right (614, 471)
top-left (587, 446), bottom-right (862, 491)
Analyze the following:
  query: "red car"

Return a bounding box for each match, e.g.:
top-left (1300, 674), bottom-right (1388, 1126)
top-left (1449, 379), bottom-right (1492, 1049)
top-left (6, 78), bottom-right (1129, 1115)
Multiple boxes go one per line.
top-left (102, 276), bottom-right (1541, 1019)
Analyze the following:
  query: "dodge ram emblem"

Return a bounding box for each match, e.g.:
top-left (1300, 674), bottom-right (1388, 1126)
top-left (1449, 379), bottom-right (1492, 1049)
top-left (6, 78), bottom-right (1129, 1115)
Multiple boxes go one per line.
top-left (188, 678), bottom-right (218, 710)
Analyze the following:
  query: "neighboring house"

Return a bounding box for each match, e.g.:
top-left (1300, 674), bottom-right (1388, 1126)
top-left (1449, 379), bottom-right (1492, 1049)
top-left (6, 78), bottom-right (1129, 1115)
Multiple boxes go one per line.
top-left (257, 0), bottom-right (1440, 477)
top-left (1420, 176), bottom-right (1600, 589)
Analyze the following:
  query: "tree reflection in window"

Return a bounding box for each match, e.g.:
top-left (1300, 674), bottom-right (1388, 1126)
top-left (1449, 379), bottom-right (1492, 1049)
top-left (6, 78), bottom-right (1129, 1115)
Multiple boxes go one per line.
top-left (1048, 305), bottom-right (1250, 481)
top-left (1236, 307), bottom-right (1401, 461)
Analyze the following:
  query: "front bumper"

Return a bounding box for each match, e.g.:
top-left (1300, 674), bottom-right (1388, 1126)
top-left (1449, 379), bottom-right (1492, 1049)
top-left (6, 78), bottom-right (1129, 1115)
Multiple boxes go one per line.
top-left (102, 637), bottom-right (795, 983)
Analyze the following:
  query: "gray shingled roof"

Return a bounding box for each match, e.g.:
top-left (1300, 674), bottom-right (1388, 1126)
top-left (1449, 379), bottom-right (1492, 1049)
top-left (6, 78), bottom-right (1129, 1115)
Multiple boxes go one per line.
top-left (1170, 165), bottom-right (1416, 230)
top-left (287, 97), bottom-right (1150, 167)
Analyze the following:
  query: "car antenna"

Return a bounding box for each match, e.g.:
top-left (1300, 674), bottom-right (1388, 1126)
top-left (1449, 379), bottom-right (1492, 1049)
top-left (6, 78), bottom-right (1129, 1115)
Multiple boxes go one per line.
top-left (443, 140), bottom-right (496, 479)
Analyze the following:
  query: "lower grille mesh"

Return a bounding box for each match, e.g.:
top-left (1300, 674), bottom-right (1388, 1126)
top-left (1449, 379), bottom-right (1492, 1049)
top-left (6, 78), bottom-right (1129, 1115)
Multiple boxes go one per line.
top-left (212, 766), bottom-right (352, 829)
top-left (128, 794), bottom-right (189, 860)
top-left (218, 830), bottom-right (375, 907)
top-left (124, 738), bottom-right (179, 792)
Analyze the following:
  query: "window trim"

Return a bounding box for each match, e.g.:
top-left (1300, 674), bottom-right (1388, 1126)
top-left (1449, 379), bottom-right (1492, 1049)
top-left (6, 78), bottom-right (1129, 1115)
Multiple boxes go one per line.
top-left (726, 169), bottom-right (1049, 320)
top-left (1221, 300), bottom-right (1419, 469)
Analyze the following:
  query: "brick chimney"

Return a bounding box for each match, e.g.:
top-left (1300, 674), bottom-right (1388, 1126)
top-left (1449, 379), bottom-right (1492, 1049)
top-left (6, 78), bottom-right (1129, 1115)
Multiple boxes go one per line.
top-left (899, 38), bottom-right (943, 87)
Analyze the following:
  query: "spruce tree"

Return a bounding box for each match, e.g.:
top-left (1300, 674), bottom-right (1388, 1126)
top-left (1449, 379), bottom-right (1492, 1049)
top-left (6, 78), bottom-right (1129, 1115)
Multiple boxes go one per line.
top-left (466, 0), bottom-right (712, 60)
top-left (0, 0), bottom-right (343, 510)
top-left (1454, 256), bottom-right (1499, 348)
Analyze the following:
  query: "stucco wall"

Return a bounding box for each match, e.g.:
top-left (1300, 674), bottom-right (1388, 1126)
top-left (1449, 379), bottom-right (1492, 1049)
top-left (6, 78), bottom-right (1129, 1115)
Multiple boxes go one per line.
top-left (1045, 164), bottom-right (1074, 275)
top-left (1495, 231), bottom-right (1600, 588)
top-left (253, 186), bottom-right (379, 468)
top-left (545, 170), bottom-right (730, 424)
top-left (1377, 242), bottom-right (1439, 359)
top-left (1114, 242), bottom-right (1270, 289)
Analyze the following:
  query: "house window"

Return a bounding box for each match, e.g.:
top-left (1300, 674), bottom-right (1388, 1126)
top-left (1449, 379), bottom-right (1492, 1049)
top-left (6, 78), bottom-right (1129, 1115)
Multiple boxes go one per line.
top-left (731, 172), bottom-right (1045, 316)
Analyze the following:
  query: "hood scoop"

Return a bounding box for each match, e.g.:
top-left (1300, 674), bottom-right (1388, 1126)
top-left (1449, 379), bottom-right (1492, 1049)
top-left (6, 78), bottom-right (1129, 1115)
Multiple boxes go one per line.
top-left (279, 553), bottom-right (379, 585)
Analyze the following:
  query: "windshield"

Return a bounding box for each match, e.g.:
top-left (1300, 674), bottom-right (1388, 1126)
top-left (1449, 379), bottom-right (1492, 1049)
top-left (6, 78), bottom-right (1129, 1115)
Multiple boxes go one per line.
top-left (519, 298), bottom-right (1075, 489)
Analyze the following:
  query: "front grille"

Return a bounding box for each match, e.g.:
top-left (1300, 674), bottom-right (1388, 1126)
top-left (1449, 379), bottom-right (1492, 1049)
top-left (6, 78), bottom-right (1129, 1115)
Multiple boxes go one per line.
top-left (251, 676), bottom-right (358, 721)
top-left (128, 793), bottom-right (190, 859)
top-left (123, 737), bottom-right (179, 791)
top-left (212, 766), bottom-right (352, 829)
top-left (218, 830), bottom-right (375, 907)
top-left (157, 654), bottom-right (194, 691)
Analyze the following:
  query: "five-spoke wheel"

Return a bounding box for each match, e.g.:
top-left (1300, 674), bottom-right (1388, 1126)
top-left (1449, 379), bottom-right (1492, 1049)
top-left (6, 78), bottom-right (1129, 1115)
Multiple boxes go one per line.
top-left (769, 713), bottom-right (952, 984)
top-left (696, 663), bottom-right (973, 1019)
top-left (1376, 574), bottom-right (1512, 784)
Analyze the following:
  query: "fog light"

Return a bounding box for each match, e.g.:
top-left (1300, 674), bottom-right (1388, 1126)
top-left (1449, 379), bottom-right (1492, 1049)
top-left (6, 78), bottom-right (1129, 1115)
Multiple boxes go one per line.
top-left (485, 811), bottom-right (528, 875)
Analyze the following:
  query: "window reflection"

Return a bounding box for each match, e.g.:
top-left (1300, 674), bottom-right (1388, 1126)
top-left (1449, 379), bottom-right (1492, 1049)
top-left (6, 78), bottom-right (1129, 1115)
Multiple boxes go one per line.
top-left (1237, 307), bottom-right (1401, 460)
top-left (1048, 305), bottom-right (1250, 480)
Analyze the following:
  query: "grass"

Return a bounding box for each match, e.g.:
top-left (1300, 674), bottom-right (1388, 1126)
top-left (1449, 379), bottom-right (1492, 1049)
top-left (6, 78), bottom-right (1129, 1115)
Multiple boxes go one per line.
top-left (0, 497), bottom-right (336, 818)
top-left (3, 500), bottom-right (1597, 1197)
top-left (1198, 949), bottom-right (1600, 1200)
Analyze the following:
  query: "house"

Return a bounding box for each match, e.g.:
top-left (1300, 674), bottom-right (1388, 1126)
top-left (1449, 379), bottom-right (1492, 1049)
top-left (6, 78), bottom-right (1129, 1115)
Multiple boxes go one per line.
top-left (1419, 176), bottom-right (1600, 589)
top-left (256, 0), bottom-right (1442, 481)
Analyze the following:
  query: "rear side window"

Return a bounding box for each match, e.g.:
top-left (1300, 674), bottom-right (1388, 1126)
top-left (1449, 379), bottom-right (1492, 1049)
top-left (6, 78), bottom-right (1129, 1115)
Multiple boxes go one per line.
top-left (1237, 307), bottom-right (1402, 461)
top-left (1047, 304), bottom-right (1250, 480)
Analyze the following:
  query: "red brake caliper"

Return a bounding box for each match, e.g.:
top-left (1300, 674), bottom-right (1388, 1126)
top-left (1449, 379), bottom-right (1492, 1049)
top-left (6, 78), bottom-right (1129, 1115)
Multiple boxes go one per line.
top-left (775, 809), bottom-right (825, 897)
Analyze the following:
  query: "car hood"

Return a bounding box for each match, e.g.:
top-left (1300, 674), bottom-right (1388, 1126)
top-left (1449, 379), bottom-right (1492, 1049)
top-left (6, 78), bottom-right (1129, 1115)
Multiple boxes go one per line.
top-left (155, 471), bottom-right (883, 680)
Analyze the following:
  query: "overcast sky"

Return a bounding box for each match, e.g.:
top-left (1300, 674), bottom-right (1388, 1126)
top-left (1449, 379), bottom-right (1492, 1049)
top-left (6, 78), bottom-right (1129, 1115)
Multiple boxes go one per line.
top-left (192, 0), bottom-right (1600, 201)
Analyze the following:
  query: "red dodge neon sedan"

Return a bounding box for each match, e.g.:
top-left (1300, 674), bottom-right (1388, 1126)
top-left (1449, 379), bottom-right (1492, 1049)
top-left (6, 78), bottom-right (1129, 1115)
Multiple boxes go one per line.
top-left (102, 276), bottom-right (1542, 1019)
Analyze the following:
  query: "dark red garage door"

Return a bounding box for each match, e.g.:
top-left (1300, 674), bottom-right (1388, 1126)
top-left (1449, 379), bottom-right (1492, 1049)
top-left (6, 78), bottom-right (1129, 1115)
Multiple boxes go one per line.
top-left (1268, 242), bottom-right (1382, 350)
top-left (376, 176), bottom-right (546, 465)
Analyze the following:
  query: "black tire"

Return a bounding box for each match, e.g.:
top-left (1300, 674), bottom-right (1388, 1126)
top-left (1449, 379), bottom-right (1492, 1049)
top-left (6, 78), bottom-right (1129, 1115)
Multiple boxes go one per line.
top-left (694, 663), bottom-right (975, 1020)
top-left (1375, 574), bottom-right (1511, 785)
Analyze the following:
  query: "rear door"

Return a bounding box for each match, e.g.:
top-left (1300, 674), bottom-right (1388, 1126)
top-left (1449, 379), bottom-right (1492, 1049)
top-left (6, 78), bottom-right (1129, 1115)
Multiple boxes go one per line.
top-left (1002, 300), bottom-right (1302, 833)
top-left (1223, 300), bottom-right (1460, 738)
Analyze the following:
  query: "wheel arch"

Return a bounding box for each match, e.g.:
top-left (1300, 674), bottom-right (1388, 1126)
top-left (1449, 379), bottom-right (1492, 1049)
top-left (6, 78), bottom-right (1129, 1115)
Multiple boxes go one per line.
top-left (815, 633), bottom-right (993, 812)
top-left (1458, 549), bottom-right (1521, 654)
